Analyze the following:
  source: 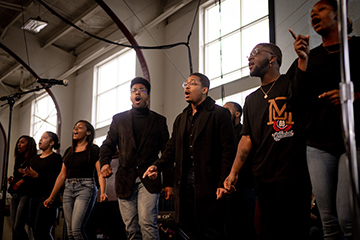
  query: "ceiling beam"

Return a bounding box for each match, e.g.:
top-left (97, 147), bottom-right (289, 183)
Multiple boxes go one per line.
top-left (0, 63), bottom-right (21, 82)
top-left (42, 4), bottom-right (102, 49)
top-left (0, 1), bottom-right (34, 39)
top-left (0, 1), bottom-right (24, 11)
top-left (57, 0), bottom-right (193, 80)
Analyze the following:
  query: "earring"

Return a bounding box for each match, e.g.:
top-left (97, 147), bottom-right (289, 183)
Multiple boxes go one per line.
top-left (269, 61), bottom-right (272, 67)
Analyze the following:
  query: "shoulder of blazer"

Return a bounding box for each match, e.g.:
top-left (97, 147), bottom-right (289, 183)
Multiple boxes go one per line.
top-left (112, 110), bottom-right (132, 120)
top-left (149, 110), bottom-right (166, 121)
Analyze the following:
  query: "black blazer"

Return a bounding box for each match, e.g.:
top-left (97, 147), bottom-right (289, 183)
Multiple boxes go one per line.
top-left (99, 109), bottom-right (169, 199)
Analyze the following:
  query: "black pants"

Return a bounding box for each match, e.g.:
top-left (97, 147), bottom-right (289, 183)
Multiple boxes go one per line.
top-left (179, 166), bottom-right (224, 240)
top-left (28, 196), bottom-right (58, 240)
top-left (256, 177), bottom-right (311, 240)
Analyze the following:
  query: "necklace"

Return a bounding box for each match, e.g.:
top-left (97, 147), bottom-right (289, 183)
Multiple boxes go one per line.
top-left (260, 79), bottom-right (277, 99)
top-left (323, 46), bottom-right (340, 54)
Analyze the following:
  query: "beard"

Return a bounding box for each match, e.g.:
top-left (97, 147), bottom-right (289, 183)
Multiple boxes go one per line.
top-left (250, 58), bottom-right (270, 77)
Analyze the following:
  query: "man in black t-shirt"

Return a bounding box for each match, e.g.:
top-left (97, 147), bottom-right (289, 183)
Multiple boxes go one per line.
top-left (224, 43), bottom-right (311, 240)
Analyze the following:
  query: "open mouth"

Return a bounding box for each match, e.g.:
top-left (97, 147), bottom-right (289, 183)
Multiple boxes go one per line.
top-left (249, 62), bottom-right (254, 70)
top-left (135, 96), bottom-right (141, 102)
top-left (312, 17), bottom-right (321, 27)
top-left (185, 90), bottom-right (190, 98)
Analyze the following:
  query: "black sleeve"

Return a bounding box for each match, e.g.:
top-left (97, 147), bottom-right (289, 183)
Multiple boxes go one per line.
top-left (153, 115), bottom-right (180, 173)
top-left (99, 116), bottom-right (118, 168)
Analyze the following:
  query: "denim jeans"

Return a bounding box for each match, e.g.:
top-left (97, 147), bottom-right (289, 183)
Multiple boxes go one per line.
top-left (10, 193), bottom-right (30, 240)
top-left (118, 177), bottom-right (160, 240)
top-left (307, 146), bottom-right (355, 240)
top-left (29, 196), bottom-right (58, 240)
top-left (63, 178), bottom-right (97, 240)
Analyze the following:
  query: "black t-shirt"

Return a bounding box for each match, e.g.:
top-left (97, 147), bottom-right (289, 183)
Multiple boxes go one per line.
top-left (28, 152), bottom-right (62, 197)
top-left (63, 144), bottom-right (100, 178)
top-left (241, 75), bottom-right (307, 183)
top-left (11, 156), bottom-right (32, 195)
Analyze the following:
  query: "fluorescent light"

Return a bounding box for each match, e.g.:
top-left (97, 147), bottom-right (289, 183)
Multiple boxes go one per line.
top-left (22, 17), bottom-right (48, 33)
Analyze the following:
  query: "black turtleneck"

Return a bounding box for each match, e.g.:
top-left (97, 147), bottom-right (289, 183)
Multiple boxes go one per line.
top-left (132, 107), bottom-right (149, 147)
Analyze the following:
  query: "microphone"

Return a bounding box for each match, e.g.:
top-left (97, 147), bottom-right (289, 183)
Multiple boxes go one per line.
top-left (37, 78), bottom-right (69, 86)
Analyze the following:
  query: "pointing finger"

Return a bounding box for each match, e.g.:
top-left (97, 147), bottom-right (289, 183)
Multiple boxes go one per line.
top-left (288, 28), bottom-right (297, 40)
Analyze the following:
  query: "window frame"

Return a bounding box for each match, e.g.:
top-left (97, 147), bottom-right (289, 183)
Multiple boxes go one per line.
top-left (92, 49), bottom-right (136, 129)
top-left (199, 0), bottom-right (274, 89)
top-left (30, 93), bottom-right (58, 145)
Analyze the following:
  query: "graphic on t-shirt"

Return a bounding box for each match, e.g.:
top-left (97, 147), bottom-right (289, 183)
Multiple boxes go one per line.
top-left (267, 96), bottom-right (294, 141)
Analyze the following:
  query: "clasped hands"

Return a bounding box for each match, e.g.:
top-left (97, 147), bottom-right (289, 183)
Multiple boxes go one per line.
top-left (143, 165), bottom-right (232, 200)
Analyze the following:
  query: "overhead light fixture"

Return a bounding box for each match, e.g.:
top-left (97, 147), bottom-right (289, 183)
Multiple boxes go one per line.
top-left (22, 17), bottom-right (48, 33)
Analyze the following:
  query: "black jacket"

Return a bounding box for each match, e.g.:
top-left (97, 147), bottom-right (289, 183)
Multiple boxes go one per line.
top-left (99, 108), bottom-right (169, 199)
top-left (154, 97), bottom-right (236, 223)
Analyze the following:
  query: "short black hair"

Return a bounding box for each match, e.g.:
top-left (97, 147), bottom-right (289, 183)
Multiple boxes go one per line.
top-left (257, 43), bottom-right (282, 67)
top-left (190, 72), bottom-right (210, 89)
top-left (228, 101), bottom-right (242, 115)
top-left (130, 77), bottom-right (151, 94)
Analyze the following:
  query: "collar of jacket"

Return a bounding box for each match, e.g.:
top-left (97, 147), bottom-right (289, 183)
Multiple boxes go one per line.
top-left (183, 96), bottom-right (215, 114)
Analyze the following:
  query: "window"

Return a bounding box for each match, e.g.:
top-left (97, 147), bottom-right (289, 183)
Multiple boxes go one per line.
top-left (31, 94), bottom-right (57, 145)
top-left (94, 135), bottom-right (106, 146)
top-left (93, 50), bottom-right (136, 129)
top-left (216, 86), bottom-right (258, 112)
top-left (201, 0), bottom-right (270, 88)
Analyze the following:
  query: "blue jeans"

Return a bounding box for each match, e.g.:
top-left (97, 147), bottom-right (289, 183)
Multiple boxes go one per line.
top-left (10, 193), bottom-right (30, 240)
top-left (118, 177), bottom-right (160, 240)
top-left (63, 178), bottom-right (97, 240)
top-left (307, 146), bottom-right (354, 240)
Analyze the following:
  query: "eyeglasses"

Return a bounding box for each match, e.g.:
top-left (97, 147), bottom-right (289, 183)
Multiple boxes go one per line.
top-left (130, 88), bottom-right (147, 94)
top-left (182, 81), bottom-right (204, 88)
top-left (247, 48), bottom-right (274, 60)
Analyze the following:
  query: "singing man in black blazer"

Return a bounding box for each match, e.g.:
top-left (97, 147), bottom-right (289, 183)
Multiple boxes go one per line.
top-left (99, 77), bottom-right (169, 240)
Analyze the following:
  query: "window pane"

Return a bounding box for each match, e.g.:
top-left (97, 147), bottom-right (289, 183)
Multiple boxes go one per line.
top-left (241, 19), bottom-right (269, 67)
top-left (94, 135), bottom-right (106, 146)
top-left (117, 83), bottom-right (132, 113)
top-left (202, 0), bottom-right (269, 88)
top-left (241, 0), bottom-right (268, 26)
top-left (215, 86), bottom-right (259, 114)
top-left (221, 32), bottom-right (241, 75)
top-left (31, 94), bottom-right (57, 145)
top-left (205, 4), bottom-right (220, 43)
top-left (94, 50), bottom-right (136, 129)
top-left (97, 89), bottom-right (117, 128)
top-left (118, 51), bottom-right (136, 83)
top-left (98, 60), bottom-right (118, 93)
top-left (205, 41), bottom-right (221, 80)
top-left (220, 0), bottom-right (240, 36)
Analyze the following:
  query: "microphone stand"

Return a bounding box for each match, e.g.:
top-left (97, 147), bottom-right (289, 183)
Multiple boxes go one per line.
top-left (0, 84), bottom-right (53, 239)
top-left (337, 0), bottom-right (360, 238)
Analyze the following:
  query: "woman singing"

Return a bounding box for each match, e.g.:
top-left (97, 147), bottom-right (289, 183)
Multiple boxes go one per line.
top-left (8, 135), bottom-right (37, 240)
top-left (20, 131), bottom-right (62, 239)
top-left (44, 120), bottom-right (107, 240)
top-left (289, 0), bottom-right (359, 239)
